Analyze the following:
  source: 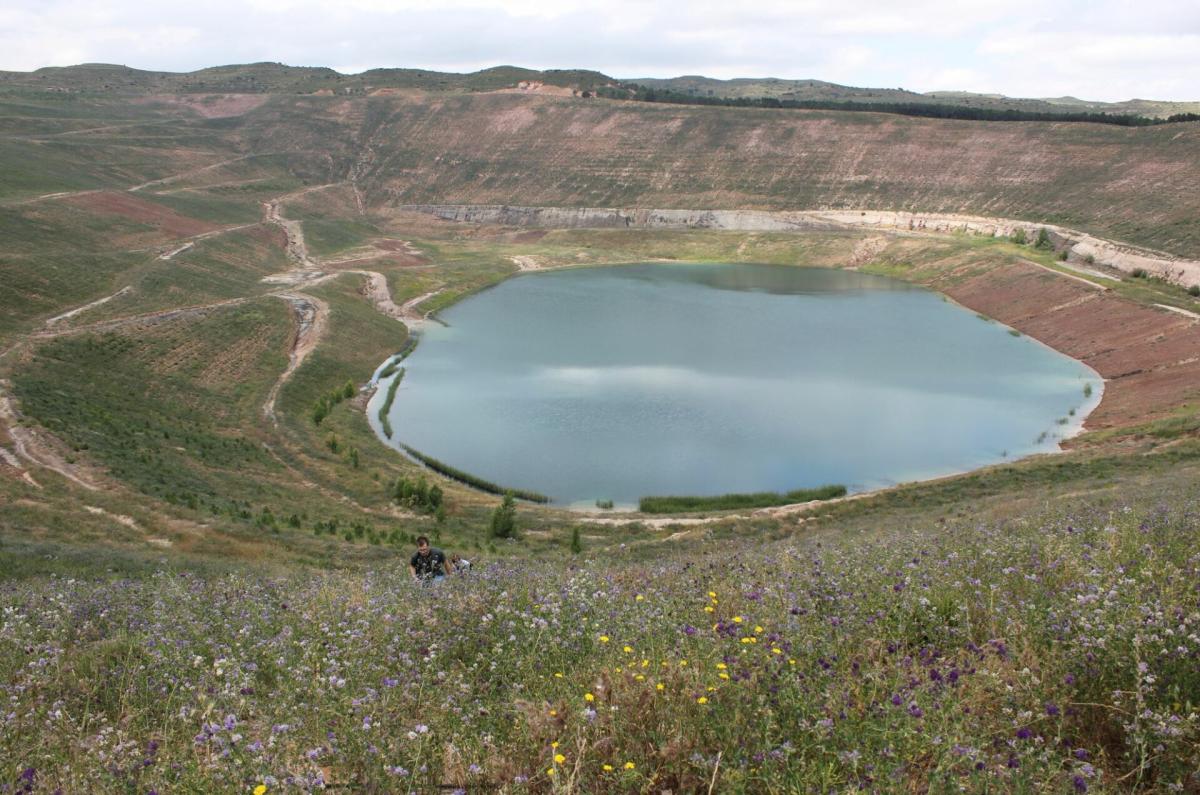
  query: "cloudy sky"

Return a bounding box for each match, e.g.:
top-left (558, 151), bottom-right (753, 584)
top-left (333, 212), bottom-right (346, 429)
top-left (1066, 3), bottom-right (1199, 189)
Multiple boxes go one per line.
top-left (2, 0), bottom-right (1197, 102)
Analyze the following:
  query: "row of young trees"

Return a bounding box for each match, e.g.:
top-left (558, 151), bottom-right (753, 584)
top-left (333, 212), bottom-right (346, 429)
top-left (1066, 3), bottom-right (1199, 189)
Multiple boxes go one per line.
top-left (597, 85), bottom-right (1200, 127)
top-left (312, 380), bottom-right (356, 425)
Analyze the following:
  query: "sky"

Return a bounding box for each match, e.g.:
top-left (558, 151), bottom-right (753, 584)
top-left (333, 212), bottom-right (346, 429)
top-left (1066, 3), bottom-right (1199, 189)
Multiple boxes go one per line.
top-left (1, 0), bottom-right (1198, 102)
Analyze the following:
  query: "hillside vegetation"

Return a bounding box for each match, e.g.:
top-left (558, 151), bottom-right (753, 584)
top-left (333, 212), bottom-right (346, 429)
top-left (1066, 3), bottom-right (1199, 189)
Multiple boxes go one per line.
top-left (2, 80), bottom-right (1199, 259)
top-left (3, 473), bottom-right (1198, 791)
top-left (1, 63), bottom-right (1199, 793)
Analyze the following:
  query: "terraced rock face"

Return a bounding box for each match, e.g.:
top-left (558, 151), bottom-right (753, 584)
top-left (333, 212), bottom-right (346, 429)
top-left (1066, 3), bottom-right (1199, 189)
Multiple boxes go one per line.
top-left (4, 88), bottom-right (1200, 258)
top-left (318, 93), bottom-right (1200, 257)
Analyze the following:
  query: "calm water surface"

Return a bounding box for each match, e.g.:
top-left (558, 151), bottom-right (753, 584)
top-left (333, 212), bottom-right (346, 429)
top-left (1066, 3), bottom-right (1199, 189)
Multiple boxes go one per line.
top-left (371, 263), bottom-right (1101, 507)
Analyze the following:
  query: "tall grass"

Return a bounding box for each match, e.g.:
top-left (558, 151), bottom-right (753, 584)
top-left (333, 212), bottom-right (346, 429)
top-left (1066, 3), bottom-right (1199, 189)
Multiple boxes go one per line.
top-left (639, 484), bottom-right (847, 513)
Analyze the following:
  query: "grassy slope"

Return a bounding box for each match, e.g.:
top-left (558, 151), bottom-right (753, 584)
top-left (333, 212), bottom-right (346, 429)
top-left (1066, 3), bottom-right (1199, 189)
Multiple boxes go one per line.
top-left (2, 463), bottom-right (1197, 791)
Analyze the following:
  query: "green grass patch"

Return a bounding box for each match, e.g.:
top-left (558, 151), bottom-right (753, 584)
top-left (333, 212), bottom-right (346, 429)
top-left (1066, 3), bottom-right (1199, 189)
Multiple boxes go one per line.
top-left (11, 302), bottom-right (288, 509)
top-left (639, 484), bottom-right (847, 513)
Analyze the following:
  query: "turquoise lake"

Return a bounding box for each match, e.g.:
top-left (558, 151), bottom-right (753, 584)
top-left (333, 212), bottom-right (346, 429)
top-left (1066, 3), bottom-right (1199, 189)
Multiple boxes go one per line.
top-left (371, 263), bottom-right (1102, 508)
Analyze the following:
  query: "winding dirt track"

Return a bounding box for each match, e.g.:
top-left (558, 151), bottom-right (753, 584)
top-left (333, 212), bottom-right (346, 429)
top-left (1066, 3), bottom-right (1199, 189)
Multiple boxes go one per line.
top-left (262, 293), bottom-right (329, 423)
top-left (0, 176), bottom-right (422, 497)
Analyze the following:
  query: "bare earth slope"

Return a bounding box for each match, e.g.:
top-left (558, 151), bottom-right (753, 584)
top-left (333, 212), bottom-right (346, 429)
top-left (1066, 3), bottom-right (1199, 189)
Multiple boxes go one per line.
top-left (304, 93), bottom-right (1200, 257)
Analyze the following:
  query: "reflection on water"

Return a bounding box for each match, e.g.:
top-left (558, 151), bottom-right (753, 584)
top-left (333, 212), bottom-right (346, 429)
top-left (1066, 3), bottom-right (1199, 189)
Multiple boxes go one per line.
top-left (373, 263), bottom-right (1101, 505)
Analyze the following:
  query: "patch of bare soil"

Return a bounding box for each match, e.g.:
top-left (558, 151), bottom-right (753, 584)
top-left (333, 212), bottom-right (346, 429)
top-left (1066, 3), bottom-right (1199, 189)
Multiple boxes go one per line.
top-left (82, 504), bottom-right (139, 529)
top-left (262, 293), bottom-right (329, 423)
top-left (847, 236), bottom-right (888, 269)
top-left (63, 191), bottom-right (219, 238)
top-left (137, 93), bottom-right (270, 119)
top-left (31, 298), bottom-right (251, 341)
top-left (156, 223), bottom-right (258, 260)
top-left (510, 255), bottom-right (545, 271)
top-left (44, 286), bottom-right (133, 327)
top-left (942, 261), bottom-right (1200, 428)
top-left (128, 155), bottom-right (265, 192)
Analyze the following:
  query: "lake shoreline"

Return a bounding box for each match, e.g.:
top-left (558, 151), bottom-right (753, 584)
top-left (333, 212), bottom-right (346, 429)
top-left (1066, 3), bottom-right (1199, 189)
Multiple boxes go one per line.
top-left (366, 260), bottom-right (1106, 515)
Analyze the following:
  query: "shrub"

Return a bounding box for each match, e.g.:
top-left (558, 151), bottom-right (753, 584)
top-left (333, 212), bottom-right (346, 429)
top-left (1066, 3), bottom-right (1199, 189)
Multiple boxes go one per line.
top-left (1034, 227), bottom-right (1052, 250)
top-left (312, 382), bottom-right (357, 425)
top-left (1010, 228), bottom-right (1027, 245)
top-left (391, 475), bottom-right (444, 515)
top-left (489, 493), bottom-right (517, 539)
top-left (1188, 285), bottom-right (1200, 297)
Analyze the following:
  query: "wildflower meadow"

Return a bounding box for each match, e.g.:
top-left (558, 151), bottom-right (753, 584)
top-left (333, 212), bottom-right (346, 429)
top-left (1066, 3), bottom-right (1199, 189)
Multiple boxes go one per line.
top-left (2, 490), bottom-right (1198, 792)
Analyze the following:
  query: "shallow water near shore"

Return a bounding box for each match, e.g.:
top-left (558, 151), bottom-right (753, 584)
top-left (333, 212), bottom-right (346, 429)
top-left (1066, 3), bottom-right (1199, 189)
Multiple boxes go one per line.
top-left (371, 263), bottom-right (1101, 507)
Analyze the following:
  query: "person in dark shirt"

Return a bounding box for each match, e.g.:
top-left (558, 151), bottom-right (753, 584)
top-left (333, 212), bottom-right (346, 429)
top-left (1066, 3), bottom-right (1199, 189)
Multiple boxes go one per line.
top-left (409, 536), bottom-right (447, 583)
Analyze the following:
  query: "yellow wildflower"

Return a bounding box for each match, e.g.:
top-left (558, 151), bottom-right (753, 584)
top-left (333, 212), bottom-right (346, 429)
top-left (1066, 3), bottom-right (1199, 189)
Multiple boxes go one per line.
top-left (584, 692), bottom-right (595, 702)
top-left (708, 591), bottom-right (717, 598)
top-left (599, 635), bottom-right (610, 643)
top-left (635, 594), bottom-right (644, 601)
top-left (624, 761), bottom-right (636, 770)
top-left (772, 647), bottom-right (783, 655)
top-left (603, 764), bottom-right (614, 772)
top-left (656, 683), bottom-right (665, 691)
top-left (704, 605), bottom-right (715, 613)
top-left (718, 673), bottom-right (730, 680)
top-left (554, 753), bottom-right (566, 764)
top-left (554, 672), bottom-right (563, 678)
top-left (732, 616), bottom-right (743, 624)
top-left (716, 662), bottom-right (727, 670)
top-left (635, 674), bottom-right (645, 681)
top-left (551, 741), bottom-right (559, 749)
top-left (547, 768), bottom-right (555, 776)
top-left (754, 625), bottom-right (764, 634)
top-left (254, 787), bottom-right (267, 795)
top-left (697, 696), bottom-right (708, 704)
top-left (623, 645), bottom-right (633, 653)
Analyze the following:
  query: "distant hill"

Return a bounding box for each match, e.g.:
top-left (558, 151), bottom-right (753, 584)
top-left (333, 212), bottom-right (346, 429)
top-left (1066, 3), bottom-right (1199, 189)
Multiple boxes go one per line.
top-left (1, 63), bottom-right (1197, 118)
top-left (629, 76), bottom-right (1200, 119)
top-left (0, 62), bottom-right (614, 96)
